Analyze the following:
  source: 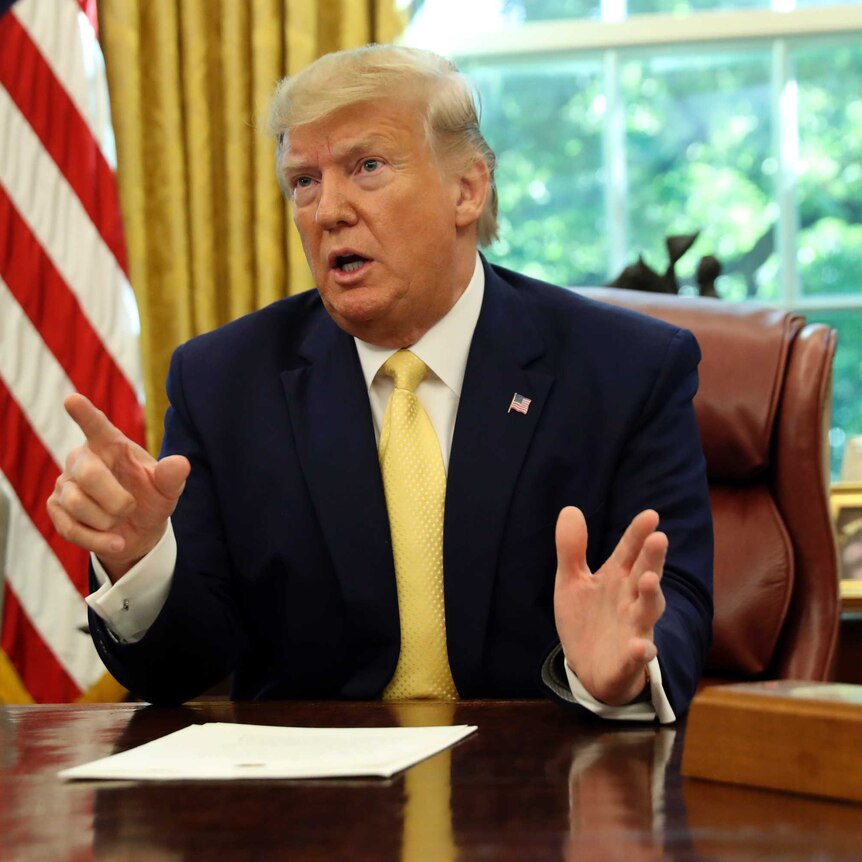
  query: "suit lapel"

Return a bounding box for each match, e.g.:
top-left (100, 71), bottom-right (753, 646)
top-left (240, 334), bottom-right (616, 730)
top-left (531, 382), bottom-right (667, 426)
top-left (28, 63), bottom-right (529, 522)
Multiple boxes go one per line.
top-left (444, 265), bottom-right (554, 694)
top-left (280, 310), bottom-right (399, 690)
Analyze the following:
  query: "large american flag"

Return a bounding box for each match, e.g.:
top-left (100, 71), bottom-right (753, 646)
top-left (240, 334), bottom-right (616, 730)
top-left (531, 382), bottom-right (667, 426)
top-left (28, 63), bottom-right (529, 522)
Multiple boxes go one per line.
top-left (0, 0), bottom-right (145, 702)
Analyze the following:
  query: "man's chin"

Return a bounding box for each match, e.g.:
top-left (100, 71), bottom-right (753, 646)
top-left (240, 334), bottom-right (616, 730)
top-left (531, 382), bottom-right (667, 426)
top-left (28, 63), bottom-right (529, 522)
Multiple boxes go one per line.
top-left (327, 298), bottom-right (392, 341)
top-left (327, 293), bottom-right (385, 326)
top-left (328, 305), bottom-right (420, 348)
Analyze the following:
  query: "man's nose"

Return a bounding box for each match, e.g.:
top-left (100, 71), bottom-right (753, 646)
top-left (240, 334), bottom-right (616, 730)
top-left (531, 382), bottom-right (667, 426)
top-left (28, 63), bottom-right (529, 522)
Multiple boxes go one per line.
top-left (315, 178), bottom-right (357, 229)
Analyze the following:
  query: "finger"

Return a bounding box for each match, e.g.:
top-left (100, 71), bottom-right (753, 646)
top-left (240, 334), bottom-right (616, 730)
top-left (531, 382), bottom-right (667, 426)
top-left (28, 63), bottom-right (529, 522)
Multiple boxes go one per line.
top-left (65, 448), bottom-right (136, 517)
top-left (634, 569), bottom-right (666, 629)
top-left (54, 478), bottom-right (127, 532)
top-left (153, 455), bottom-right (191, 501)
top-left (64, 393), bottom-right (122, 454)
top-left (608, 637), bottom-right (657, 702)
top-left (555, 506), bottom-right (590, 582)
top-left (47, 494), bottom-right (125, 556)
top-left (639, 530), bottom-right (668, 574)
top-left (626, 530), bottom-right (668, 597)
top-left (629, 636), bottom-right (658, 666)
top-left (609, 509), bottom-right (660, 571)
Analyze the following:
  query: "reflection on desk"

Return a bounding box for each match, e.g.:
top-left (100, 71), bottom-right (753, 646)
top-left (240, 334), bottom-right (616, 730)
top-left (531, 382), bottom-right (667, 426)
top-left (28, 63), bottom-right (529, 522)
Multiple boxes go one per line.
top-left (1, 699), bottom-right (861, 860)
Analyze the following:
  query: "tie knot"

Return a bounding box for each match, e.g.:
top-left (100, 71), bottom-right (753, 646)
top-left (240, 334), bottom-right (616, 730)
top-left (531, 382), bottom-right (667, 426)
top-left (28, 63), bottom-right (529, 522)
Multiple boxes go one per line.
top-left (381, 350), bottom-right (428, 393)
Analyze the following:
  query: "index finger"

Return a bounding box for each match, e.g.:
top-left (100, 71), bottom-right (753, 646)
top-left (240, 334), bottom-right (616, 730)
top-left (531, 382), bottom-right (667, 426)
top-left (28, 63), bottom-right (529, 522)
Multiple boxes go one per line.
top-left (64, 393), bottom-right (122, 453)
top-left (609, 509), bottom-right (660, 571)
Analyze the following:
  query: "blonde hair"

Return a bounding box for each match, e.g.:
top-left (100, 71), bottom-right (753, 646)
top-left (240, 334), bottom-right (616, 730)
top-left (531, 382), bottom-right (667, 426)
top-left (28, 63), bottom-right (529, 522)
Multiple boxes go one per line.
top-left (267, 44), bottom-right (498, 246)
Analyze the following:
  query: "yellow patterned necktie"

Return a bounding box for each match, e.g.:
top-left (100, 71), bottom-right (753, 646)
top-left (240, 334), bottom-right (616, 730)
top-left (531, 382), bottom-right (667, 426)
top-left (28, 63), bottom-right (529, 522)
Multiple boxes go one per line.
top-left (379, 350), bottom-right (457, 700)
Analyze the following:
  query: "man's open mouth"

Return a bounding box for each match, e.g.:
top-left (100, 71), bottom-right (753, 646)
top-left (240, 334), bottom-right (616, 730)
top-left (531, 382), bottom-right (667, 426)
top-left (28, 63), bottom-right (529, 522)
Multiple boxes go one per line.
top-left (334, 253), bottom-right (370, 273)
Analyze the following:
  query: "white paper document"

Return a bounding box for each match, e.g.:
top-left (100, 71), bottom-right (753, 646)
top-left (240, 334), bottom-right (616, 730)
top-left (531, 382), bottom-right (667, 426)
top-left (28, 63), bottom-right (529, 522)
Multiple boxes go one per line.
top-left (58, 721), bottom-right (477, 781)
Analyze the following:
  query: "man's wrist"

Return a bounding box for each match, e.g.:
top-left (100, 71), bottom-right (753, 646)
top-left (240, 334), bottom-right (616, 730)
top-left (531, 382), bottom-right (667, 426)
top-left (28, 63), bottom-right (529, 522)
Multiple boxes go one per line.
top-left (97, 523), bottom-right (170, 583)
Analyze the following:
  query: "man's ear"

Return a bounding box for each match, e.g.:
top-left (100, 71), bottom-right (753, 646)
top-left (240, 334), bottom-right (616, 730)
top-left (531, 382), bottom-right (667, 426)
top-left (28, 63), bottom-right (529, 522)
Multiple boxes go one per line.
top-left (454, 159), bottom-right (490, 229)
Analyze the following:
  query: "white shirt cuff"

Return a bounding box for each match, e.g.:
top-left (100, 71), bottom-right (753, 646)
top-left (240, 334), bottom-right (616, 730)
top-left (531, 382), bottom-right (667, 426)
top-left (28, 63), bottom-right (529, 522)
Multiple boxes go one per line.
top-left (564, 656), bottom-right (676, 724)
top-left (86, 522), bottom-right (178, 644)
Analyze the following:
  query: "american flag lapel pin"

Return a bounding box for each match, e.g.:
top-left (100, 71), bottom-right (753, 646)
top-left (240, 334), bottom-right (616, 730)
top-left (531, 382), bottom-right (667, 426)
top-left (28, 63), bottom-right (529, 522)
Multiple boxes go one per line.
top-left (508, 392), bottom-right (532, 415)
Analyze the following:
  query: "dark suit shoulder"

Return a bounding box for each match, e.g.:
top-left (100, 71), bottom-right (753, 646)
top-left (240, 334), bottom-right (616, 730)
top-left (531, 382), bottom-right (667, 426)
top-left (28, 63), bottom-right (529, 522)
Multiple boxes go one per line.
top-left (487, 262), bottom-right (700, 368)
top-left (173, 290), bottom-right (330, 373)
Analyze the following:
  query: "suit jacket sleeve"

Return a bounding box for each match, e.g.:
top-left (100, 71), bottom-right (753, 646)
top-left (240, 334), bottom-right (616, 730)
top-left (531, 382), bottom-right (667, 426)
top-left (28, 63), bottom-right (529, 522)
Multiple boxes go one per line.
top-left (542, 326), bottom-right (713, 717)
top-left (89, 342), bottom-right (248, 705)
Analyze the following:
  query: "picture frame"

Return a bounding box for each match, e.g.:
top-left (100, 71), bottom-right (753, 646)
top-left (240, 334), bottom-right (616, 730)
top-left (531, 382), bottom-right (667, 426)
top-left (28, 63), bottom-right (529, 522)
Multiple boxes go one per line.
top-left (830, 483), bottom-right (862, 612)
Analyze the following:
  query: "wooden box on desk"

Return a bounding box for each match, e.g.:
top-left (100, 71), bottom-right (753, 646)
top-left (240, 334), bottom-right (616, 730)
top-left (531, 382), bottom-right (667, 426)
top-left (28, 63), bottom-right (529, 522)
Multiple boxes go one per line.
top-left (681, 681), bottom-right (862, 803)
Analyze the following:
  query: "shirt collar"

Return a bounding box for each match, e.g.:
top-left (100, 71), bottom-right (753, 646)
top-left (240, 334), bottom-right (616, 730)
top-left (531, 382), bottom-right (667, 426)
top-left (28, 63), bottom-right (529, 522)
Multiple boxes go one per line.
top-left (354, 254), bottom-right (485, 395)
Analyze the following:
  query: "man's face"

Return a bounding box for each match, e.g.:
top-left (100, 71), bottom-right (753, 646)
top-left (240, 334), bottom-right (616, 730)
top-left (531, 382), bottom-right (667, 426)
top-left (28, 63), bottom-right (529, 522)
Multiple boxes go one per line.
top-left (281, 100), bottom-right (480, 347)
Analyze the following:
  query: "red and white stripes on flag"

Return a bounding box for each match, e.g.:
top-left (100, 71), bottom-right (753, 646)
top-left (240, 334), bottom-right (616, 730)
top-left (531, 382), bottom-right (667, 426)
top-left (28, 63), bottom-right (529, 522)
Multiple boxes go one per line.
top-left (0, 0), bottom-right (145, 702)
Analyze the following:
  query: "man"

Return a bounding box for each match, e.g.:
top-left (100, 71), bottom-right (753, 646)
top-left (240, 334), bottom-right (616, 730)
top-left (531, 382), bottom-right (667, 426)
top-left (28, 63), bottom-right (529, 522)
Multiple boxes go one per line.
top-left (47, 45), bottom-right (713, 720)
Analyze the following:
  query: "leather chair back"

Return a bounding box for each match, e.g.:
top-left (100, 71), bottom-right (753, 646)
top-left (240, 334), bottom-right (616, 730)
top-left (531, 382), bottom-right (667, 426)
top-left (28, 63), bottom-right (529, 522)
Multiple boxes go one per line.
top-left (577, 288), bottom-right (840, 681)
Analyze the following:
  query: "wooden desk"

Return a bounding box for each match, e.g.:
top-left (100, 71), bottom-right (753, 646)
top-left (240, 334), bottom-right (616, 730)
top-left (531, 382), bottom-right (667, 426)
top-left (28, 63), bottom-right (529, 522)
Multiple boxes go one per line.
top-left (1, 699), bottom-right (861, 860)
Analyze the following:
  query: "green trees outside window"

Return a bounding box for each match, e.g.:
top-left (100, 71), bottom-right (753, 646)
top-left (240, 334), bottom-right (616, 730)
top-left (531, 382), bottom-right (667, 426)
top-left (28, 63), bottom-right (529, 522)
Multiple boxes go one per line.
top-left (405, 1), bottom-right (862, 474)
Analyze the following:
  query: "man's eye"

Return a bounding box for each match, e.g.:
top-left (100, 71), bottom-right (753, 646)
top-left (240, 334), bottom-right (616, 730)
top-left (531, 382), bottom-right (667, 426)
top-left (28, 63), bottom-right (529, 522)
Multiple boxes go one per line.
top-left (294, 176), bottom-right (313, 189)
top-left (361, 159), bottom-right (381, 173)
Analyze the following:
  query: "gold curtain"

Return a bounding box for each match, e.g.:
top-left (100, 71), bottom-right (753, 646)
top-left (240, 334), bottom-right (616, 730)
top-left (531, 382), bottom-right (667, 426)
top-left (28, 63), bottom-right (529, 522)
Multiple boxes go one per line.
top-left (99, 0), bottom-right (405, 452)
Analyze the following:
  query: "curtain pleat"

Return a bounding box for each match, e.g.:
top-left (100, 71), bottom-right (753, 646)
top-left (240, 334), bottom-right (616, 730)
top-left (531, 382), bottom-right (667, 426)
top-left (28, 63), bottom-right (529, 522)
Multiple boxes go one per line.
top-left (99, 0), bottom-right (404, 452)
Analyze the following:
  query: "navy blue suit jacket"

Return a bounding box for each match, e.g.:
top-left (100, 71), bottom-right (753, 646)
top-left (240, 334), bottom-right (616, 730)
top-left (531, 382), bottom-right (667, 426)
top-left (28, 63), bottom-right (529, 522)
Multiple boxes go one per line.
top-left (91, 260), bottom-right (713, 714)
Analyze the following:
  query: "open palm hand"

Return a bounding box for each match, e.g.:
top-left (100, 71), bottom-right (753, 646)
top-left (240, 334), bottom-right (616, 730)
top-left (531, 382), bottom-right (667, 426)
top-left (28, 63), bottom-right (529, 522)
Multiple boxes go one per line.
top-left (554, 506), bottom-right (667, 706)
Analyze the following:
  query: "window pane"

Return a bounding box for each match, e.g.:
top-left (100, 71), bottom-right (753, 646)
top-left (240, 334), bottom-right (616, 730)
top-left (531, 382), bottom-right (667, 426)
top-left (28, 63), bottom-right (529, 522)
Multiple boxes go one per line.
top-left (500, 0), bottom-right (602, 20)
top-left (796, 0), bottom-right (862, 7)
top-left (629, 0), bottom-right (768, 15)
top-left (804, 308), bottom-right (862, 478)
top-left (795, 41), bottom-right (862, 299)
top-left (461, 59), bottom-right (608, 285)
top-left (621, 49), bottom-right (775, 298)
top-left (408, 0), bottom-right (862, 26)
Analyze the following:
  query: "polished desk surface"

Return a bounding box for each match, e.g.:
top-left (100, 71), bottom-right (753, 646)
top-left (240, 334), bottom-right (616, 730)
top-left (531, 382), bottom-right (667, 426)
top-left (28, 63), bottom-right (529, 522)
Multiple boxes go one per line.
top-left (2, 699), bottom-right (861, 860)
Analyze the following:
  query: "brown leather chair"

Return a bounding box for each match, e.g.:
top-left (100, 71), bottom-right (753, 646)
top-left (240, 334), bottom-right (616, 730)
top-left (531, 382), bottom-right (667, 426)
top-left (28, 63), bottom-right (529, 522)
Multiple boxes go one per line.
top-left (577, 287), bottom-right (840, 682)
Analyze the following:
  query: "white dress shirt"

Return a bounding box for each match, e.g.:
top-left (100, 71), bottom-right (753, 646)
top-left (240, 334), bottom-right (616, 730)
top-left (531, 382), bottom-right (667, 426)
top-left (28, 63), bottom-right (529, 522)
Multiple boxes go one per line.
top-left (88, 254), bottom-right (673, 722)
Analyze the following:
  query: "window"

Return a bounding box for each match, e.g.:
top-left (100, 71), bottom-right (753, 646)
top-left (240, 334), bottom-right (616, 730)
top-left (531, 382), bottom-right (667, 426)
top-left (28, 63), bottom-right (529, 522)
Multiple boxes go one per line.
top-left (402, 0), bottom-right (862, 475)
